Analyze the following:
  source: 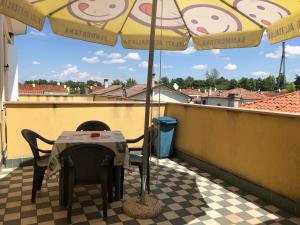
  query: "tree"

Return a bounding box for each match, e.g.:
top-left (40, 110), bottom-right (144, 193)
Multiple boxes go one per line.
top-left (262, 75), bottom-right (276, 91)
top-left (256, 78), bottom-right (264, 91)
top-left (215, 77), bottom-right (230, 90)
top-left (126, 78), bottom-right (137, 87)
top-left (276, 73), bottom-right (286, 90)
top-left (294, 75), bottom-right (300, 90)
top-left (287, 82), bottom-right (296, 92)
top-left (87, 80), bottom-right (102, 87)
top-left (185, 76), bottom-right (195, 88)
top-left (228, 79), bottom-right (238, 89)
top-left (170, 78), bottom-right (185, 89)
top-left (159, 76), bottom-right (170, 86)
top-left (112, 79), bottom-right (122, 85)
top-left (206, 68), bottom-right (220, 87)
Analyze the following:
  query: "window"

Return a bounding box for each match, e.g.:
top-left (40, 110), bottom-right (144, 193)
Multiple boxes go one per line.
top-left (202, 100), bottom-right (207, 105)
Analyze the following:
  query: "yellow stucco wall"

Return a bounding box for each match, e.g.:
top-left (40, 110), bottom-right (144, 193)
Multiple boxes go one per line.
top-left (165, 103), bottom-right (300, 202)
top-left (5, 102), bottom-right (165, 159)
top-left (19, 95), bottom-right (94, 102)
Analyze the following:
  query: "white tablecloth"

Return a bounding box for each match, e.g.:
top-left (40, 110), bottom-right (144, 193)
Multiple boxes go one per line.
top-left (46, 131), bottom-right (129, 178)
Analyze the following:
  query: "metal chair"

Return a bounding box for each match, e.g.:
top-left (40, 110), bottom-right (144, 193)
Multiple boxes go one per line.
top-left (21, 129), bottom-right (54, 202)
top-left (76, 120), bottom-right (111, 131)
top-left (60, 144), bottom-right (115, 223)
top-left (126, 126), bottom-right (158, 194)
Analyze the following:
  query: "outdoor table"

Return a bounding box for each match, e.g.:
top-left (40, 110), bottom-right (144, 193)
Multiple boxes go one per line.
top-left (46, 131), bottom-right (129, 204)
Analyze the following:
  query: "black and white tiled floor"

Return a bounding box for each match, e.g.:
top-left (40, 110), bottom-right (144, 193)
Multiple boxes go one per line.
top-left (0, 158), bottom-right (299, 225)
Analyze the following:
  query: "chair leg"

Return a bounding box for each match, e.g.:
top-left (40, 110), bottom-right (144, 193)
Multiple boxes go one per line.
top-left (31, 167), bottom-right (38, 203)
top-left (102, 180), bottom-right (108, 221)
top-left (138, 165), bottom-right (143, 195)
top-left (67, 170), bottom-right (74, 224)
top-left (37, 169), bottom-right (45, 190)
top-left (108, 167), bottom-right (113, 203)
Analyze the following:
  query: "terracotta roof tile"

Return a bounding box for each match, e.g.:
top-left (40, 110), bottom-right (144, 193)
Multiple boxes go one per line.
top-left (91, 85), bottom-right (122, 95)
top-left (19, 84), bottom-right (68, 94)
top-left (240, 91), bottom-right (300, 113)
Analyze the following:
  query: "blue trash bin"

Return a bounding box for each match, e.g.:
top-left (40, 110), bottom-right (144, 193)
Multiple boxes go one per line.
top-left (153, 116), bottom-right (177, 158)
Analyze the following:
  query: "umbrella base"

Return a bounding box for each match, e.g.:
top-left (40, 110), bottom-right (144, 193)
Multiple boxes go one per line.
top-left (123, 196), bottom-right (162, 219)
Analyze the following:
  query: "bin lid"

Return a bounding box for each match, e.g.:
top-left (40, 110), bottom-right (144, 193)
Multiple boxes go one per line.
top-left (153, 116), bottom-right (177, 124)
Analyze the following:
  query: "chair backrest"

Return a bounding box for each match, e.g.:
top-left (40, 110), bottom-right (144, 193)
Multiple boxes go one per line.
top-left (76, 120), bottom-right (111, 131)
top-left (60, 144), bottom-right (115, 184)
top-left (21, 129), bottom-right (43, 161)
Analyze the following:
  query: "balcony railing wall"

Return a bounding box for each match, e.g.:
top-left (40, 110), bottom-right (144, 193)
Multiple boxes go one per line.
top-left (5, 102), bottom-right (165, 159)
top-left (166, 103), bottom-right (300, 203)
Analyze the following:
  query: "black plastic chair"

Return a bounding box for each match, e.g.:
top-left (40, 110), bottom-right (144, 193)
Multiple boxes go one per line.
top-left (76, 120), bottom-right (111, 131)
top-left (126, 126), bottom-right (158, 194)
top-left (21, 129), bottom-right (54, 202)
top-left (60, 144), bottom-right (115, 223)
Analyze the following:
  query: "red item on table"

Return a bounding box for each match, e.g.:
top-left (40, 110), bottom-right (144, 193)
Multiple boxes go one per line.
top-left (90, 132), bottom-right (100, 138)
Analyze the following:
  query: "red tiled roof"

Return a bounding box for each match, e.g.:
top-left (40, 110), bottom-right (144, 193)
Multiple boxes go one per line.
top-left (201, 88), bottom-right (269, 100)
top-left (91, 85), bottom-right (121, 95)
top-left (19, 84), bottom-right (68, 94)
top-left (240, 91), bottom-right (300, 113)
top-left (107, 84), bottom-right (147, 97)
top-left (179, 89), bottom-right (206, 97)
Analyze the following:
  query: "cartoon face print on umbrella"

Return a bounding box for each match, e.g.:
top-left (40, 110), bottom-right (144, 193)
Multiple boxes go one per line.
top-left (182, 5), bottom-right (242, 36)
top-left (68, 0), bottom-right (129, 28)
top-left (233, 0), bottom-right (290, 27)
top-left (130, 0), bottom-right (186, 35)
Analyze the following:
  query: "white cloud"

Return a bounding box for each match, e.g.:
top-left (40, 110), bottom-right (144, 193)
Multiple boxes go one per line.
top-left (181, 47), bottom-right (196, 54)
top-left (192, 64), bottom-right (207, 70)
top-left (51, 70), bottom-right (56, 73)
top-left (94, 50), bottom-right (107, 57)
top-left (32, 61), bottom-right (40, 65)
top-left (107, 53), bottom-right (122, 59)
top-left (162, 65), bottom-right (173, 69)
top-left (81, 56), bottom-right (100, 64)
top-left (139, 61), bottom-right (148, 68)
top-left (52, 64), bottom-right (104, 81)
top-left (103, 58), bottom-right (126, 64)
top-left (138, 61), bottom-right (159, 68)
top-left (223, 57), bottom-right (231, 61)
top-left (128, 68), bottom-right (136, 72)
top-left (211, 49), bottom-right (221, 54)
top-left (119, 66), bottom-right (127, 70)
top-left (61, 64), bottom-right (79, 76)
top-left (224, 63), bottom-right (237, 71)
top-left (252, 71), bottom-right (269, 77)
top-left (30, 30), bottom-right (46, 36)
top-left (265, 45), bottom-right (300, 59)
top-left (124, 52), bottom-right (141, 60)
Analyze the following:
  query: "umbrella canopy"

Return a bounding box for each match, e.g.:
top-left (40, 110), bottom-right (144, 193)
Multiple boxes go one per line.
top-left (1, 0), bottom-right (299, 50)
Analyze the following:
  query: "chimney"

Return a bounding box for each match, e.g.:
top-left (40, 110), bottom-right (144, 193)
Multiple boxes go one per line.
top-left (228, 94), bottom-right (240, 108)
top-left (32, 83), bottom-right (35, 88)
top-left (104, 79), bottom-right (109, 88)
top-left (57, 82), bottom-right (60, 86)
top-left (214, 87), bottom-right (217, 92)
top-left (208, 87), bottom-right (212, 96)
top-left (64, 85), bottom-right (67, 89)
top-left (152, 73), bottom-right (155, 88)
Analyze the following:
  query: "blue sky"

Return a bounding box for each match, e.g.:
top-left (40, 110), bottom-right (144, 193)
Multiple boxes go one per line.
top-left (15, 20), bottom-right (300, 84)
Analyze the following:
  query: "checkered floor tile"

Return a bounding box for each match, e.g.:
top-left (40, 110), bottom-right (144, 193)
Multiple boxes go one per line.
top-left (0, 158), bottom-right (299, 225)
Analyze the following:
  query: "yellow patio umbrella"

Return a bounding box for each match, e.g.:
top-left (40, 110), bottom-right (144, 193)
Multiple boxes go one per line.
top-left (1, 0), bottom-right (300, 218)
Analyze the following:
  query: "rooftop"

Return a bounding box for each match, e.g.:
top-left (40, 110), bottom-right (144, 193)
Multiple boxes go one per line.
top-left (19, 84), bottom-right (68, 95)
top-left (240, 91), bottom-right (300, 113)
top-left (91, 85), bottom-right (122, 95)
top-left (203, 88), bottom-right (270, 100)
top-left (0, 157), bottom-right (299, 225)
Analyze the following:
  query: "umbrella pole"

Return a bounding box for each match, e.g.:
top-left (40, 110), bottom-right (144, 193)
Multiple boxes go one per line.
top-left (123, 0), bottom-right (162, 219)
top-left (140, 0), bottom-right (158, 204)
